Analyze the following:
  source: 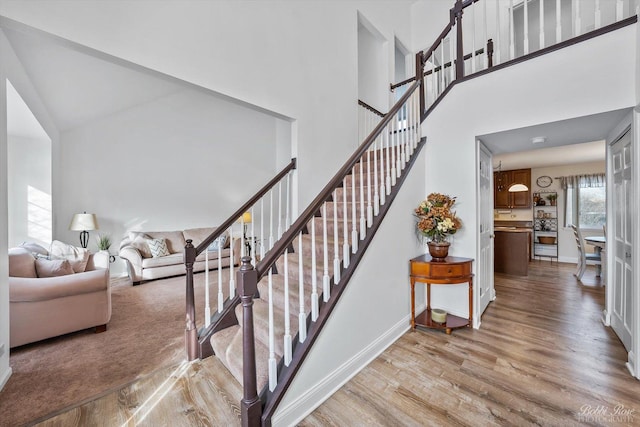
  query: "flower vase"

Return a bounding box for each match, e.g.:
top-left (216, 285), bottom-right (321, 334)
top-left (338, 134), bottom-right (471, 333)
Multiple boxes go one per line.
top-left (427, 241), bottom-right (450, 261)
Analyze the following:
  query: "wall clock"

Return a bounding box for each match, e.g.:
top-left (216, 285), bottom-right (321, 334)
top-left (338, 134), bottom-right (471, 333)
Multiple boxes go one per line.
top-left (536, 175), bottom-right (553, 188)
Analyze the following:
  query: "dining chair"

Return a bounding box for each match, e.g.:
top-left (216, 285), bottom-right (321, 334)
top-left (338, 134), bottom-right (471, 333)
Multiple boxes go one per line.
top-left (570, 224), bottom-right (601, 281)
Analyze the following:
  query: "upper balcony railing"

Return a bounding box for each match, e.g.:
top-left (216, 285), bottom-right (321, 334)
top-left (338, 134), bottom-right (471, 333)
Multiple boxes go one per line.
top-left (393, 0), bottom-right (639, 119)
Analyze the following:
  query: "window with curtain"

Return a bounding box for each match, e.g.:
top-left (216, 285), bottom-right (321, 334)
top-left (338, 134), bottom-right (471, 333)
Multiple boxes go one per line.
top-left (560, 174), bottom-right (606, 229)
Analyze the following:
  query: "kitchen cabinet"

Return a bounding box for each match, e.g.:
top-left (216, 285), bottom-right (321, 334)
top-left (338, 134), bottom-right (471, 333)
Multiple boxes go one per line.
top-left (493, 168), bottom-right (531, 209)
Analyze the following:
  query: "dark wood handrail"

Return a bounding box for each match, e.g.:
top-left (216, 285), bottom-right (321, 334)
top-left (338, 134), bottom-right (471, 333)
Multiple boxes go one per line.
top-left (255, 79), bottom-right (420, 279)
top-left (357, 99), bottom-right (386, 117)
top-left (190, 158), bottom-right (297, 258)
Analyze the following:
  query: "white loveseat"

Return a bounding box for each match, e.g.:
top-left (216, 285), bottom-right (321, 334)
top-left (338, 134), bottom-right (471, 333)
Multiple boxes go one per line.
top-left (118, 227), bottom-right (240, 284)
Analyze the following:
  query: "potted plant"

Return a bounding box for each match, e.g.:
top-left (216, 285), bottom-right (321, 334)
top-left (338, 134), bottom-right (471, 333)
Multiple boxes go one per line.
top-left (414, 193), bottom-right (462, 260)
top-left (94, 234), bottom-right (112, 269)
top-left (546, 193), bottom-right (557, 206)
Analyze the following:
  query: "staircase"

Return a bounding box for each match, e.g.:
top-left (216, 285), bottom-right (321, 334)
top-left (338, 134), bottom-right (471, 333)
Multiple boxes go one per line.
top-left (210, 152), bottom-right (382, 393)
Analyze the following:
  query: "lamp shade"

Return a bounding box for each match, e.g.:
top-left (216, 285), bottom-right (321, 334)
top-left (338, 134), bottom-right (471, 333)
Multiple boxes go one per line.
top-left (69, 213), bottom-right (99, 231)
top-left (508, 183), bottom-right (529, 192)
top-left (241, 212), bottom-right (252, 224)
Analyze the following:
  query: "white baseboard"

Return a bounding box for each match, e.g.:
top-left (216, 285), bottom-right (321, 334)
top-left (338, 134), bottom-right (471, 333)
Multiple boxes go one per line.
top-left (0, 367), bottom-right (12, 391)
top-left (272, 315), bottom-right (410, 427)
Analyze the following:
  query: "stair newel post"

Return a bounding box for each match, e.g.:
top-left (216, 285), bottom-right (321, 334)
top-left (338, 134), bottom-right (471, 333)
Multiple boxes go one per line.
top-left (454, 0), bottom-right (464, 80)
top-left (487, 38), bottom-right (494, 68)
top-left (184, 239), bottom-right (198, 361)
top-left (237, 256), bottom-right (262, 427)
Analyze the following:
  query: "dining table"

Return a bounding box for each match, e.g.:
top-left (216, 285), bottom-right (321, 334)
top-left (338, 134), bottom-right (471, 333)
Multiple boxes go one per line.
top-left (584, 236), bottom-right (606, 277)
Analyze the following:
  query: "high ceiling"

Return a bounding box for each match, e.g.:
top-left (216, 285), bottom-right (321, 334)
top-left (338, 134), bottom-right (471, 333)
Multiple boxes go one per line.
top-left (3, 25), bottom-right (185, 135)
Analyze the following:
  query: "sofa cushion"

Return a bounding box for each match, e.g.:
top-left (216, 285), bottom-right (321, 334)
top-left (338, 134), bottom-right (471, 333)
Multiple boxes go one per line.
top-left (208, 234), bottom-right (228, 251)
top-left (49, 240), bottom-right (90, 273)
top-left (130, 234), bottom-right (153, 258)
top-left (35, 258), bottom-right (75, 278)
top-left (148, 238), bottom-right (170, 258)
top-left (183, 227), bottom-right (216, 247)
top-left (141, 252), bottom-right (183, 269)
top-left (143, 231), bottom-right (186, 254)
top-left (8, 248), bottom-right (37, 278)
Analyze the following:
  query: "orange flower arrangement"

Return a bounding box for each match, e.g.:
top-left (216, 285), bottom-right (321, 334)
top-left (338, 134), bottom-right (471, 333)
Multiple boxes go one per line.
top-left (415, 193), bottom-right (462, 243)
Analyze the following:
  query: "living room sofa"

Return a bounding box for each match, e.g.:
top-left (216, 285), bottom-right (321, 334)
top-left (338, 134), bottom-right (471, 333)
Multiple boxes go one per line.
top-left (118, 227), bottom-right (241, 285)
top-left (8, 244), bottom-right (111, 348)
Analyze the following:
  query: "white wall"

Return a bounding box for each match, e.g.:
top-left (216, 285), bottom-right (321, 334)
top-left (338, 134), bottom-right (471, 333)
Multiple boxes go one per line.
top-left (424, 24), bottom-right (636, 318)
top-left (0, 39), bottom-right (11, 391)
top-left (57, 88), bottom-right (284, 252)
top-left (358, 17), bottom-right (388, 113)
top-left (7, 135), bottom-right (51, 247)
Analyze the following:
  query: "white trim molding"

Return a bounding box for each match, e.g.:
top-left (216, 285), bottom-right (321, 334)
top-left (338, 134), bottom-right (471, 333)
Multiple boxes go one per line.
top-left (272, 316), bottom-right (410, 426)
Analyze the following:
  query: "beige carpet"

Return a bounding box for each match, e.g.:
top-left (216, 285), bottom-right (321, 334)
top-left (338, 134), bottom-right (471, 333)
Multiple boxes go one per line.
top-left (0, 269), bottom-right (231, 426)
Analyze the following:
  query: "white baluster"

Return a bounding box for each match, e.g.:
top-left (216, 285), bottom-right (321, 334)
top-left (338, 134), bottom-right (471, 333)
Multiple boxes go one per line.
top-left (322, 203), bottom-right (330, 303)
top-left (595, 0), bottom-right (601, 29)
top-left (351, 166), bottom-right (358, 253)
top-left (277, 182), bottom-right (283, 239)
top-left (267, 269), bottom-right (277, 391)
top-left (298, 232), bottom-right (306, 342)
top-left (483, 0), bottom-right (488, 69)
top-left (311, 215), bottom-right (319, 321)
top-left (539, 0), bottom-right (545, 49)
top-left (440, 41), bottom-right (445, 93)
top-left (217, 242), bottom-right (223, 313)
top-left (250, 206), bottom-right (256, 266)
top-left (556, 0), bottom-right (562, 43)
top-left (260, 199), bottom-right (265, 260)
top-left (359, 149), bottom-right (366, 240)
top-left (286, 173), bottom-right (291, 230)
top-left (385, 122), bottom-right (392, 195)
top-left (333, 189), bottom-right (341, 284)
top-left (616, 0), bottom-right (623, 21)
top-left (229, 226), bottom-right (235, 298)
top-left (496, 0), bottom-right (502, 65)
top-left (400, 108), bottom-right (406, 169)
top-left (342, 178), bottom-right (350, 268)
top-left (240, 216), bottom-right (246, 258)
top-left (390, 117), bottom-right (397, 186)
top-left (269, 190), bottom-right (274, 250)
top-left (283, 248), bottom-right (292, 366)
top-left (205, 247), bottom-right (211, 327)
top-left (509, 0), bottom-right (515, 59)
top-left (373, 136), bottom-right (380, 216)
top-left (396, 113), bottom-right (402, 178)
top-left (471, 1), bottom-right (477, 73)
top-left (416, 91), bottom-right (422, 140)
top-left (574, 0), bottom-right (581, 36)
top-left (523, 0), bottom-right (529, 54)
top-left (366, 147), bottom-right (373, 226)
top-left (449, 33), bottom-right (455, 83)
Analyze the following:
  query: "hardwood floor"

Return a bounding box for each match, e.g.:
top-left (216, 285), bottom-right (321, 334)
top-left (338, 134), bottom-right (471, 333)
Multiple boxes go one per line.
top-left (37, 262), bottom-right (639, 426)
top-left (301, 262), bottom-right (639, 426)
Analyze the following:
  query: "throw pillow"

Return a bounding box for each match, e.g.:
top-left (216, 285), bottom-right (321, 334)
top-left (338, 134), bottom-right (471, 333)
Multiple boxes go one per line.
top-left (19, 241), bottom-right (49, 257)
top-left (147, 238), bottom-right (170, 258)
top-left (8, 248), bottom-right (37, 278)
top-left (130, 235), bottom-right (153, 258)
top-left (49, 240), bottom-right (90, 273)
top-left (35, 258), bottom-right (75, 278)
top-left (207, 234), bottom-right (228, 251)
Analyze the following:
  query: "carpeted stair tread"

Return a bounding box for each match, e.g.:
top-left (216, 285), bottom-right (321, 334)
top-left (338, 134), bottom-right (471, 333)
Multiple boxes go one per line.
top-left (257, 273), bottom-right (314, 316)
top-left (235, 297), bottom-right (302, 357)
top-left (224, 326), bottom-right (270, 392)
top-left (210, 325), bottom-right (238, 369)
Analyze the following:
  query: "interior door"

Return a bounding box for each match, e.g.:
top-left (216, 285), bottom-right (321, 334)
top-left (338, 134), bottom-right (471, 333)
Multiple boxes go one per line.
top-left (611, 129), bottom-right (633, 350)
top-left (477, 141), bottom-right (495, 326)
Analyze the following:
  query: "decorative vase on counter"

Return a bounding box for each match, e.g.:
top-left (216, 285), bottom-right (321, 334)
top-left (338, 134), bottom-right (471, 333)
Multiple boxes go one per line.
top-left (427, 240), bottom-right (450, 261)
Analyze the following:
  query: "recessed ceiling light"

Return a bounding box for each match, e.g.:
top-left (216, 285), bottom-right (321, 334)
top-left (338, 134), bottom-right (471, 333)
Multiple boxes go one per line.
top-left (531, 136), bottom-right (546, 144)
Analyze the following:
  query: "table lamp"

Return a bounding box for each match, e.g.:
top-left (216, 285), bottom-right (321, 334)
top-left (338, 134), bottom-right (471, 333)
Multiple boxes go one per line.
top-left (69, 212), bottom-right (99, 248)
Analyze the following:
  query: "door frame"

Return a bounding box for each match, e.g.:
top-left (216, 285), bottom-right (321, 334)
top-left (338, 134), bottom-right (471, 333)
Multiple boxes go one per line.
top-left (605, 110), bottom-right (640, 379)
